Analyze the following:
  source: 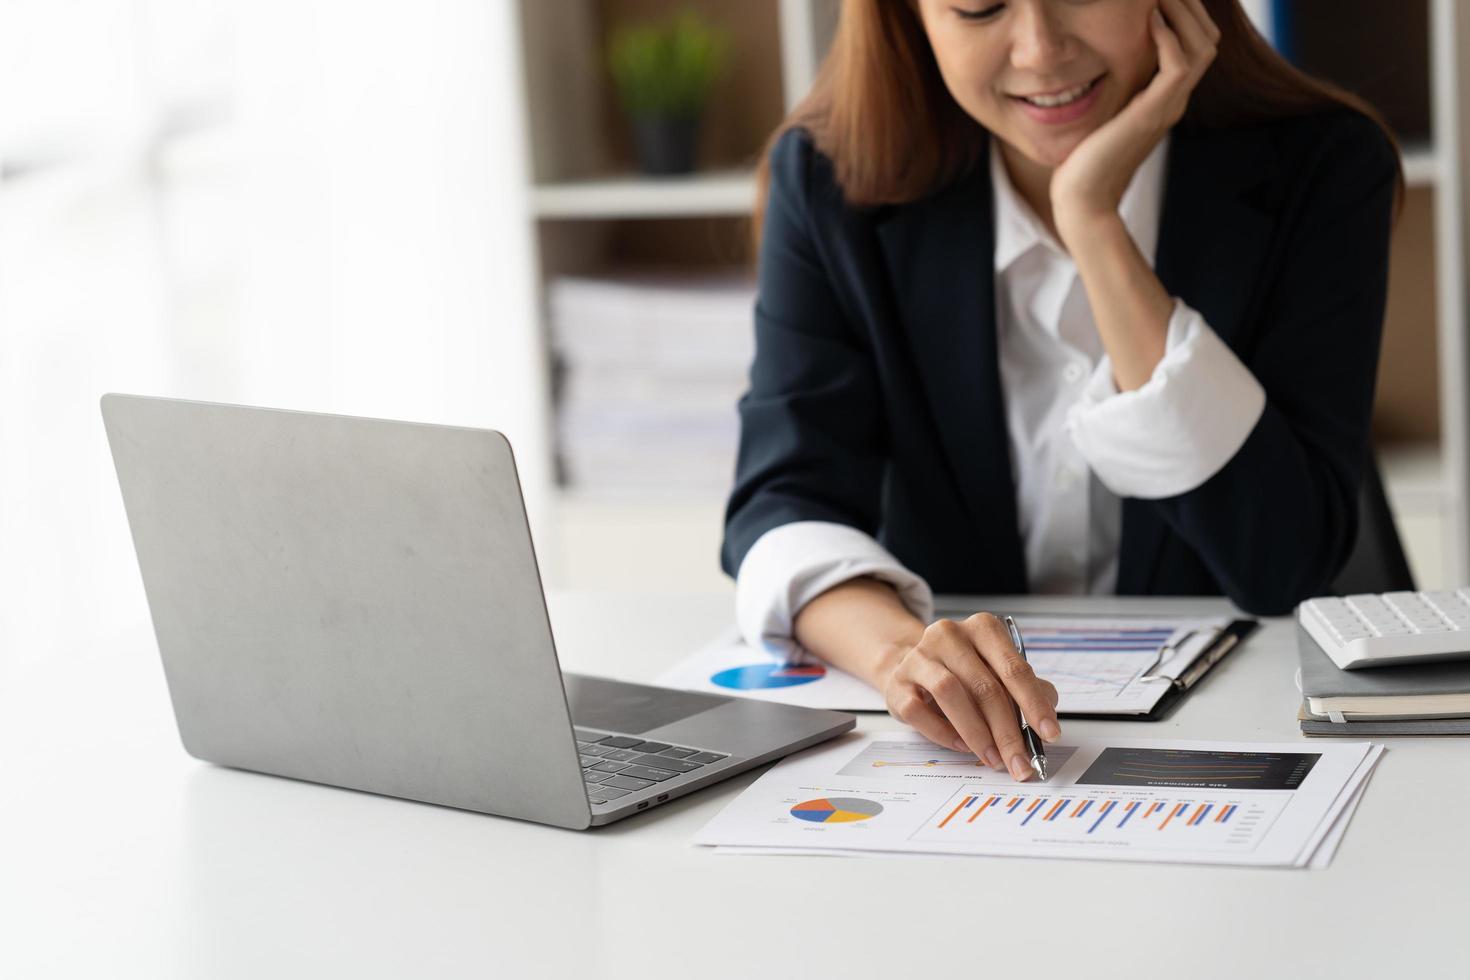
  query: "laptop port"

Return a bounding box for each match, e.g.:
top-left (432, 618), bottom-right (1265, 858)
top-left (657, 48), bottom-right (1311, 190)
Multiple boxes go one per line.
top-left (657, 793), bottom-right (669, 802)
top-left (636, 801), bottom-right (648, 810)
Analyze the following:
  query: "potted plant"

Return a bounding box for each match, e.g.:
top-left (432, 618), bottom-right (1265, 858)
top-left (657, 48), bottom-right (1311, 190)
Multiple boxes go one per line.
top-left (608, 11), bottom-right (730, 176)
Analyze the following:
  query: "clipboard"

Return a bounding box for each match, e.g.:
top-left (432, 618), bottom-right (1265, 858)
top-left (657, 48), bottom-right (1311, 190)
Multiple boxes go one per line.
top-left (1058, 618), bottom-right (1258, 722)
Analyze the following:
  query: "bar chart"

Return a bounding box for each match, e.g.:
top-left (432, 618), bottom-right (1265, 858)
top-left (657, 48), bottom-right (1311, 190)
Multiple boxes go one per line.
top-left (911, 784), bottom-right (1283, 853)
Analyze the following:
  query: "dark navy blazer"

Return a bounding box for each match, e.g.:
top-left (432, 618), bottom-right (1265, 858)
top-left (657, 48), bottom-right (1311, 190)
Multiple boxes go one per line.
top-left (720, 108), bottom-right (1400, 616)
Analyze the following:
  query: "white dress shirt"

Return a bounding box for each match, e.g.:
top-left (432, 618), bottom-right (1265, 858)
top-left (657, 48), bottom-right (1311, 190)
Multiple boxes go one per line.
top-left (735, 134), bottom-right (1267, 662)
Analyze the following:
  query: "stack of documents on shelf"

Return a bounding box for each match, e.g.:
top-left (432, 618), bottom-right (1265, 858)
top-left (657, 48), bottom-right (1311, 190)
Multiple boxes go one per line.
top-left (549, 273), bottom-right (755, 494)
top-left (695, 732), bottom-right (1382, 869)
top-left (658, 613), bottom-right (1252, 716)
top-left (1297, 626), bottom-right (1470, 734)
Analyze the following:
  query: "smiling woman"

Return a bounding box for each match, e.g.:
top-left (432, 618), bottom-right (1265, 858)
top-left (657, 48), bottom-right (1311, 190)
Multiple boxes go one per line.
top-left (921, 0), bottom-right (1159, 182)
top-left (753, 0), bottom-right (1401, 219)
top-left (724, 0), bottom-right (1405, 777)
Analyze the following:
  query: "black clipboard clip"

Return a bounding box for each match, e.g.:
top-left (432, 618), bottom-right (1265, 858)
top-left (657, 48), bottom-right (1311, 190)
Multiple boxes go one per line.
top-left (1138, 625), bottom-right (1246, 690)
top-left (1060, 619), bottom-right (1259, 722)
top-left (1172, 630), bottom-right (1243, 690)
top-left (1138, 627), bottom-right (1212, 683)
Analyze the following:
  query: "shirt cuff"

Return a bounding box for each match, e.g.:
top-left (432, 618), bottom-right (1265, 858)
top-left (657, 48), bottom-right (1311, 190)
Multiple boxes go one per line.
top-left (1065, 298), bottom-right (1266, 499)
top-left (734, 520), bottom-right (935, 663)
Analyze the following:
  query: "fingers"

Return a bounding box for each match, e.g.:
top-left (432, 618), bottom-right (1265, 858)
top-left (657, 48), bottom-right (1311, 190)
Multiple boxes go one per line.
top-left (885, 680), bottom-right (963, 755)
top-left (964, 614), bottom-right (1062, 742)
top-left (883, 615), bottom-right (1067, 783)
top-left (955, 616), bottom-right (1059, 781)
top-left (1150, 3), bottom-right (1188, 74)
top-left (1184, 0), bottom-right (1222, 43)
top-left (1146, 0), bottom-right (1216, 124)
top-left (1158, 0), bottom-right (1218, 71)
top-left (936, 627), bottom-right (1028, 778)
top-left (967, 663), bottom-right (1033, 780)
top-left (908, 623), bottom-right (1004, 768)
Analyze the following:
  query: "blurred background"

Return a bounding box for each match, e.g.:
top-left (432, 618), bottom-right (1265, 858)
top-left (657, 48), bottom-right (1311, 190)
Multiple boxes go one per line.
top-left (1, 0), bottom-right (1464, 672)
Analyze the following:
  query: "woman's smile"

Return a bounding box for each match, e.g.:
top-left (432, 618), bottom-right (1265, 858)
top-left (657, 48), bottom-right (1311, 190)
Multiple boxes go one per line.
top-left (1008, 72), bottom-right (1107, 124)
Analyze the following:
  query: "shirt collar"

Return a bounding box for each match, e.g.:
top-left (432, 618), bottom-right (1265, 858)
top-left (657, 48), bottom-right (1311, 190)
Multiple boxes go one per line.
top-left (990, 131), bottom-right (1171, 272)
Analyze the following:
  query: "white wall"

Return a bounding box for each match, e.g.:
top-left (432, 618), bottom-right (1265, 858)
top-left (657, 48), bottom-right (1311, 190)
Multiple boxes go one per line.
top-left (0, 0), bottom-right (549, 668)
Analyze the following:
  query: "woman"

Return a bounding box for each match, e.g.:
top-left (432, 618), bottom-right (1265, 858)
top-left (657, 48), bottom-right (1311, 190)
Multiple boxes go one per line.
top-left (720, 0), bottom-right (1404, 780)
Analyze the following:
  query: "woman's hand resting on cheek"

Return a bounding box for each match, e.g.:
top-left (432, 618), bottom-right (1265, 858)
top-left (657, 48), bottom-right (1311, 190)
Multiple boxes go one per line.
top-left (1051, 0), bottom-right (1221, 244)
top-left (879, 613), bottom-right (1061, 782)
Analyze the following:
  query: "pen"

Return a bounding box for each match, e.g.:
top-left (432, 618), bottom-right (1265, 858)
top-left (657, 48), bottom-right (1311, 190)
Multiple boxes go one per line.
top-left (1003, 615), bottom-right (1048, 782)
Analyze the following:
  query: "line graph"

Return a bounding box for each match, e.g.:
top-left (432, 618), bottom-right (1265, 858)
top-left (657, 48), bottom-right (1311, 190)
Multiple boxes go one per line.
top-left (838, 740), bottom-right (1078, 780)
top-left (1016, 622), bottom-right (1177, 700)
top-left (1077, 748), bottom-right (1322, 790)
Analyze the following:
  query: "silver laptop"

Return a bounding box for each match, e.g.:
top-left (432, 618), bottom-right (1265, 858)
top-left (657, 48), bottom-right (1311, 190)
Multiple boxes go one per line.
top-left (101, 394), bottom-right (854, 828)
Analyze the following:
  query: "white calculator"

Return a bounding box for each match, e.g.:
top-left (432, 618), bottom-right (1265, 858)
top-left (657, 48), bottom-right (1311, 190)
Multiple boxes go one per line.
top-left (1298, 590), bottom-right (1470, 669)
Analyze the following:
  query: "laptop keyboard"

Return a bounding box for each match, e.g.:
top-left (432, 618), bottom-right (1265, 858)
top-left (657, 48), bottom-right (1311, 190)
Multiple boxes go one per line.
top-left (575, 727), bottom-right (729, 807)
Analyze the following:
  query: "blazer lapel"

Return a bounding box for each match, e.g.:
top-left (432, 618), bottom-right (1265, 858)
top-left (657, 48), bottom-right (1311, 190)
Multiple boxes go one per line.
top-left (1116, 120), bottom-right (1281, 594)
top-left (873, 122), bottom-right (1280, 597)
top-left (875, 137), bottom-right (1029, 592)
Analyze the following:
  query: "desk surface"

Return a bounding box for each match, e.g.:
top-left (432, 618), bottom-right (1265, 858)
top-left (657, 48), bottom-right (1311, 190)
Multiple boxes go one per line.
top-left (4, 592), bottom-right (1467, 979)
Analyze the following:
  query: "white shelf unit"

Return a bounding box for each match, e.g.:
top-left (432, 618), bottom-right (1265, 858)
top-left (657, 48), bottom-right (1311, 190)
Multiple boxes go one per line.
top-left (514, 0), bottom-right (838, 591)
top-left (1373, 0), bottom-right (1470, 589)
top-left (532, 170), bottom-right (756, 219)
top-left (1402, 142), bottom-right (1442, 185)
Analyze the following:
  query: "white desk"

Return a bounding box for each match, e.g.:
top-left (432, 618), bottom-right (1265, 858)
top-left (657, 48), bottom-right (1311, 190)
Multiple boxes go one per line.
top-left (3, 593), bottom-right (1467, 979)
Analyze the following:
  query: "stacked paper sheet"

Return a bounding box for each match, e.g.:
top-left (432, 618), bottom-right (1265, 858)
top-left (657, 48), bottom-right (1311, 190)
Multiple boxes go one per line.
top-left (696, 732), bottom-right (1382, 869)
top-left (658, 614), bottom-right (1238, 715)
top-left (549, 273), bottom-right (756, 493)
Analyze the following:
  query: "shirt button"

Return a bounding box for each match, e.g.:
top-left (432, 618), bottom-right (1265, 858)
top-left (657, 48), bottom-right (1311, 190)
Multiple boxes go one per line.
top-left (1064, 363), bottom-right (1086, 384)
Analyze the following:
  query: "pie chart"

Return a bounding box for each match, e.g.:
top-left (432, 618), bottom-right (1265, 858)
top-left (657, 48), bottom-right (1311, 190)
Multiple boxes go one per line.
top-left (790, 797), bottom-right (884, 823)
top-left (710, 662), bottom-right (826, 690)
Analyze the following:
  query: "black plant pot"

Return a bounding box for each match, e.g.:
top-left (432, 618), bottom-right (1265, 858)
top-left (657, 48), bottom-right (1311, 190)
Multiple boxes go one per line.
top-left (630, 114), bottom-right (702, 176)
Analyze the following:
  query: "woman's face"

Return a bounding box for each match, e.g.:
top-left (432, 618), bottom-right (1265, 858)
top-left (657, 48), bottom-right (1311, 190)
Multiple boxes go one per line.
top-left (914, 0), bottom-right (1160, 170)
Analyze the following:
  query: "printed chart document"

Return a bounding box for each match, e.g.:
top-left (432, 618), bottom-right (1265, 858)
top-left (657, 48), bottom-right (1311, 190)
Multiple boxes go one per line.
top-left (658, 614), bottom-right (1236, 714)
top-left (695, 732), bottom-right (1380, 868)
top-left (656, 628), bottom-right (885, 711)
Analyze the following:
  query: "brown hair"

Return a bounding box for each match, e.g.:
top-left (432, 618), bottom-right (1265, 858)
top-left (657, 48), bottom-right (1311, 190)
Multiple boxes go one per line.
top-left (754, 0), bottom-right (1406, 241)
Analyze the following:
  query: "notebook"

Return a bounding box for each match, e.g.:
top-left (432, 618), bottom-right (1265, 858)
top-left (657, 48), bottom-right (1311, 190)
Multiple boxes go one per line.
top-left (1296, 624), bottom-right (1470, 734)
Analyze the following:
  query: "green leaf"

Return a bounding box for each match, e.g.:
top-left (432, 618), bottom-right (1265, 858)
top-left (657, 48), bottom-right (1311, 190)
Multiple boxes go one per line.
top-left (608, 10), bottom-right (731, 118)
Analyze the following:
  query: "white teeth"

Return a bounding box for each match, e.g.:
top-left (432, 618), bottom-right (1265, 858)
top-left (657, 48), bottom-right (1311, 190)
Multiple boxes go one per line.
top-left (1022, 79), bottom-right (1094, 108)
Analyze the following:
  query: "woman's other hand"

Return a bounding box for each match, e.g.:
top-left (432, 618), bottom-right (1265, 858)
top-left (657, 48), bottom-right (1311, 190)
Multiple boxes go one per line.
top-left (1051, 0), bottom-right (1220, 240)
top-left (880, 613), bottom-right (1061, 781)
